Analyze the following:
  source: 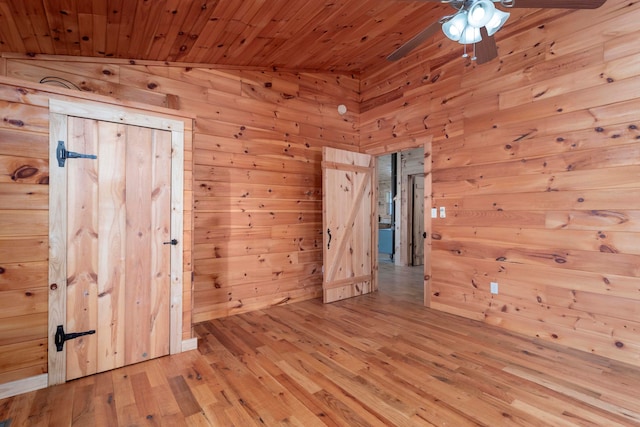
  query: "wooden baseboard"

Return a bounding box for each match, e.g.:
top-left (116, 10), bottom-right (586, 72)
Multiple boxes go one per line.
top-left (181, 338), bottom-right (198, 352)
top-left (0, 374), bottom-right (48, 400)
top-left (0, 341), bottom-right (197, 400)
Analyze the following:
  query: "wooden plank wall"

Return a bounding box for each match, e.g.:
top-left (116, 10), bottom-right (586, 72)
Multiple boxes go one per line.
top-left (0, 87), bottom-right (49, 385)
top-left (361, 0), bottom-right (640, 366)
top-left (0, 75), bottom-right (194, 385)
top-left (185, 70), bottom-right (359, 321)
top-left (0, 55), bottom-right (359, 384)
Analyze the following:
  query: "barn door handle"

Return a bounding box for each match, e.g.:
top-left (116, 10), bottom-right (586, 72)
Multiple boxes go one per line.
top-left (55, 325), bottom-right (95, 352)
top-left (327, 228), bottom-right (332, 250)
top-left (423, 232), bottom-right (427, 238)
top-left (163, 239), bottom-right (178, 245)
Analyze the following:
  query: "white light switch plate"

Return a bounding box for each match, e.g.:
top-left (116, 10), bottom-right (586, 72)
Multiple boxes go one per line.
top-left (490, 282), bottom-right (498, 294)
top-left (439, 207), bottom-right (446, 218)
top-left (431, 208), bottom-right (437, 218)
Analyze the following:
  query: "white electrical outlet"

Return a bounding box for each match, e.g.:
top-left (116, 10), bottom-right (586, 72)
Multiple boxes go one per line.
top-left (439, 207), bottom-right (446, 218)
top-left (431, 207), bottom-right (438, 218)
top-left (490, 282), bottom-right (499, 294)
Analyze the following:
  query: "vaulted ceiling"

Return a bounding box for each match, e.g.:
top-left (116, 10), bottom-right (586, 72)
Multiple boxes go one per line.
top-left (0, 1), bottom-right (576, 74)
top-left (0, 0), bottom-right (444, 73)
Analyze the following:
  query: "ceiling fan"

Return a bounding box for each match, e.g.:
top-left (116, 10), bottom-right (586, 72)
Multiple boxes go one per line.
top-left (387, 0), bottom-right (607, 64)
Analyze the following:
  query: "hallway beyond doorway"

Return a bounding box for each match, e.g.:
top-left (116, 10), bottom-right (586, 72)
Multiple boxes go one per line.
top-left (377, 262), bottom-right (423, 304)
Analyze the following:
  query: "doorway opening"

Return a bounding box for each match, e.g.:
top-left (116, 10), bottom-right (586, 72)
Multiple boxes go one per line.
top-left (376, 147), bottom-right (425, 304)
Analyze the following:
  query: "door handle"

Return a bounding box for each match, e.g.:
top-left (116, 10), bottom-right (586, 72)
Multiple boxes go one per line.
top-left (163, 239), bottom-right (178, 245)
top-left (55, 325), bottom-right (96, 352)
top-left (327, 229), bottom-right (332, 250)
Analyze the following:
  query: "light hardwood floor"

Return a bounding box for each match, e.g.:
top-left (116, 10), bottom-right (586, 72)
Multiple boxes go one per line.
top-left (1, 263), bottom-right (639, 426)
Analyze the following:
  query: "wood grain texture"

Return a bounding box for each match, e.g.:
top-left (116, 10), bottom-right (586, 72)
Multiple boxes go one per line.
top-left (322, 147), bottom-right (375, 303)
top-left (47, 105), bottom-right (183, 385)
top-left (7, 61), bottom-right (363, 322)
top-left (0, 0), bottom-right (635, 391)
top-left (411, 176), bottom-right (425, 266)
top-left (423, 141), bottom-right (433, 307)
top-left (0, 0), bottom-right (453, 73)
top-left (46, 111), bottom-right (67, 386)
top-left (150, 128), bottom-right (173, 359)
top-left (96, 121), bottom-right (126, 374)
top-left (361, 0), bottom-right (640, 366)
top-left (0, 78), bottom-right (193, 386)
top-left (124, 125), bottom-right (154, 367)
top-left (1, 267), bottom-right (639, 425)
top-left (65, 115), bottom-right (99, 381)
top-left (395, 147), bottom-right (425, 267)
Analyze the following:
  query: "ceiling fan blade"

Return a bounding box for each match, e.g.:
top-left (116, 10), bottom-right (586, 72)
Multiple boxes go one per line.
top-left (506, 0), bottom-right (606, 9)
top-left (387, 21), bottom-right (442, 61)
top-left (475, 27), bottom-right (497, 64)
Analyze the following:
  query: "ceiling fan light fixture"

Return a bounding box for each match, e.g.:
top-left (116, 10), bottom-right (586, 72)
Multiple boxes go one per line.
top-left (485, 8), bottom-right (510, 36)
top-left (459, 25), bottom-right (481, 45)
top-left (467, 0), bottom-right (495, 28)
top-left (442, 12), bottom-right (468, 42)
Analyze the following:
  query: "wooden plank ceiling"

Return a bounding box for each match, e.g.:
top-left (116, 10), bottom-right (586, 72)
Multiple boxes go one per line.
top-left (0, 0), bottom-right (461, 73)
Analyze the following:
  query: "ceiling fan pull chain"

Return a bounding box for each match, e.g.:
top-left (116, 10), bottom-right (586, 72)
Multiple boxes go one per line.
top-left (462, 43), bottom-right (468, 58)
top-left (472, 43), bottom-right (477, 61)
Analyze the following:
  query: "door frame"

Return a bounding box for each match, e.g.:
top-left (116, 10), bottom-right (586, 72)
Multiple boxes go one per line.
top-left (368, 139), bottom-right (432, 308)
top-left (47, 99), bottom-right (185, 385)
top-left (423, 142), bottom-right (432, 307)
top-left (408, 173), bottom-right (425, 266)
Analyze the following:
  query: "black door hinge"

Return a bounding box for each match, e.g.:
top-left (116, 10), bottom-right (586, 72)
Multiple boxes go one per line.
top-left (56, 140), bottom-right (97, 167)
top-left (55, 325), bottom-right (96, 352)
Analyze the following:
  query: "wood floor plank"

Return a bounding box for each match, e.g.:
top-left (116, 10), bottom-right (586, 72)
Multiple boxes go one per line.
top-left (1, 263), bottom-right (640, 425)
top-left (3, 390), bottom-right (36, 426)
top-left (130, 372), bottom-right (161, 422)
top-left (168, 375), bottom-right (201, 418)
top-left (71, 383), bottom-right (96, 425)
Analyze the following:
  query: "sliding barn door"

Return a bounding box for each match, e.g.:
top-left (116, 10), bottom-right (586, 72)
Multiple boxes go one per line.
top-left (322, 147), bottom-right (377, 303)
top-left (49, 99), bottom-right (184, 385)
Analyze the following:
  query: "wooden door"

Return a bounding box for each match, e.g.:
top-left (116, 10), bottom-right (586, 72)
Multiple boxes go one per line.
top-left (64, 118), bottom-right (171, 380)
top-left (49, 99), bottom-right (185, 385)
top-left (322, 147), bottom-right (376, 303)
top-left (411, 175), bottom-right (425, 266)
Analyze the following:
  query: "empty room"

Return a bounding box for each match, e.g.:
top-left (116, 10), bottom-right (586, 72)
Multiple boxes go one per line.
top-left (0, 0), bottom-right (639, 425)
